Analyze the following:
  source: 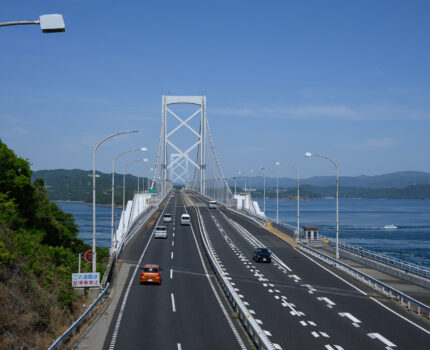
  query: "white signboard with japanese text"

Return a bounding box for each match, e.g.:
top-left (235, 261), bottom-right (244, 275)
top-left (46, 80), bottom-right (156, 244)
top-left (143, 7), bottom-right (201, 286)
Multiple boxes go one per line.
top-left (72, 272), bottom-right (100, 288)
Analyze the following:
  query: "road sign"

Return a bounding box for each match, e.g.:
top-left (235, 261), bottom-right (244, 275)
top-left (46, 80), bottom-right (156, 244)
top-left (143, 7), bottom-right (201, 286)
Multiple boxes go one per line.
top-left (84, 250), bottom-right (93, 263)
top-left (149, 188), bottom-right (158, 193)
top-left (72, 272), bottom-right (100, 288)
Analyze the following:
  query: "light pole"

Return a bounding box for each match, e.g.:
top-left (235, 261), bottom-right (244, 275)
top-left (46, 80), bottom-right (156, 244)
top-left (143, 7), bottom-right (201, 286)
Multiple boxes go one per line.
top-left (233, 177), bottom-right (237, 195)
top-left (0, 14), bottom-right (65, 33)
top-left (276, 161), bottom-right (300, 240)
top-left (92, 130), bottom-right (138, 273)
top-left (305, 152), bottom-right (339, 259)
top-left (139, 167), bottom-right (154, 193)
top-left (111, 147), bottom-right (147, 251)
top-left (122, 158), bottom-right (148, 236)
top-left (262, 167), bottom-right (279, 223)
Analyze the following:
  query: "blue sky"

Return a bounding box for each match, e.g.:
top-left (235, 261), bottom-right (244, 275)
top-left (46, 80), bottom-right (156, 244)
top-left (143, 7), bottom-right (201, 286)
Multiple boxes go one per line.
top-left (1, 1), bottom-right (429, 179)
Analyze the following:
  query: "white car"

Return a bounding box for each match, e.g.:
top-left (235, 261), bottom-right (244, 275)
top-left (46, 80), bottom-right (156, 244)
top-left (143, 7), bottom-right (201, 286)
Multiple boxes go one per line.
top-left (154, 226), bottom-right (167, 239)
top-left (180, 214), bottom-right (191, 225)
top-left (163, 214), bottom-right (172, 223)
top-left (209, 200), bottom-right (217, 209)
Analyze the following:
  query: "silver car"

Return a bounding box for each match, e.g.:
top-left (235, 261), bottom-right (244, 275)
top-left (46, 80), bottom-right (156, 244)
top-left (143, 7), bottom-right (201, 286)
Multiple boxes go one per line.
top-left (163, 214), bottom-right (172, 223)
top-left (154, 226), bottom-right (167, 239)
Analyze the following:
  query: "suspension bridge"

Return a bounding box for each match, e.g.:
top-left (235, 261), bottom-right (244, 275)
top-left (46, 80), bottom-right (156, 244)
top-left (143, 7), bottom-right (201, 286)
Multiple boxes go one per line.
top-left (53, 96), bottom-right (430, 350)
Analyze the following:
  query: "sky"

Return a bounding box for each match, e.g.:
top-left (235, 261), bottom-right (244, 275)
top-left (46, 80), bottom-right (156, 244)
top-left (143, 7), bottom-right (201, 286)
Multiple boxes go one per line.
top-left (1, 1), bottom-right (429, 179)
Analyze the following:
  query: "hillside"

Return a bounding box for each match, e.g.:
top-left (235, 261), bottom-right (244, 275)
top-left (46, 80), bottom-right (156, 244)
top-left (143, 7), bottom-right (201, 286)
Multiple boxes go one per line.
top-left (33, 169), bottom-right (151, 205)
top-left (231, 171), bottom-right (430, 189)
top-left (0, 140), bottom-right (109, 349)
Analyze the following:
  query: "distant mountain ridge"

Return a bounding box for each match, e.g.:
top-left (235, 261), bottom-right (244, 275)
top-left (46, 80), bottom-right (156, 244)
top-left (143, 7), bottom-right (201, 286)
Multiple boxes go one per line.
top-left (229, 171), bottom-right (430, 189)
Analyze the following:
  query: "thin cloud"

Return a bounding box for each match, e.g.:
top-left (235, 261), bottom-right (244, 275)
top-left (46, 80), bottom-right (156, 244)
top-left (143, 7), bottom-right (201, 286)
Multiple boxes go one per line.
top-left (341, 138), bottom-right (397, 151)
top-left (211, 104), bottom-right (430, 121)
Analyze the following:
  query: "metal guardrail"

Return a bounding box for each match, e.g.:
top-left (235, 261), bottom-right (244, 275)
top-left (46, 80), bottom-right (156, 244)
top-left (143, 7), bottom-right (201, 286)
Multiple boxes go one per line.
top-left (188, 193), bottom-right (274, 350)
top-left (298, 243), bottom-right (430, 320)
top-left (48, 283), bottom-right (110, 350)
top-left (325, 238), bottom-right (430, 280)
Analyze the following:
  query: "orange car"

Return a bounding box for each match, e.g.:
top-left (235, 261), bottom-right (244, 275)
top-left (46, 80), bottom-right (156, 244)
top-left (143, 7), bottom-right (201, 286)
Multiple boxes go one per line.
top-left (140, 264), bottom-right (162, 285)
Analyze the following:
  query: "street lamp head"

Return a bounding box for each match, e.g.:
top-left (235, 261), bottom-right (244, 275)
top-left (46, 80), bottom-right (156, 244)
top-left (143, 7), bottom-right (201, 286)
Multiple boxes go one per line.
top-left (39, 14), bottom-right (65, 33)
top-left (140, 147), bottom-right (148, 152)
top-left (143, 158), bottom-right (148, 162)
top-left (305, 152), bottom-right (312, 157)
top-left (150, 168), bottom-right (154, 171)
top-left (275, 161), bottom-right (280, 166)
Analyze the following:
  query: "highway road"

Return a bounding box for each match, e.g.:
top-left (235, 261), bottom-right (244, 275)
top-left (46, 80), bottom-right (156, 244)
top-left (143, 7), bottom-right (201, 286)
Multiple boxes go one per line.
top-left (188, 191), bottom-right (430, 350)
top-left (104, 191), bottom-right (249, 350)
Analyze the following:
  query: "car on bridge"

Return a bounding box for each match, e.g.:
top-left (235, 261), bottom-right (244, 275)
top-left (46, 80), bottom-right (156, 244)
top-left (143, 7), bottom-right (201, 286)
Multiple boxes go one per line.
top-left (140, 264), bottom-right (162, 284)
top-left (154, 226), bottom-right (167, 238)
top-left (163, 213), bottom-right (172, 223)
top-left (253, 247), bottom-right (271, 263)
top-left (180, 213), bottom-right (191, 225)
top-left (209, 200), bottom-right (217, 209)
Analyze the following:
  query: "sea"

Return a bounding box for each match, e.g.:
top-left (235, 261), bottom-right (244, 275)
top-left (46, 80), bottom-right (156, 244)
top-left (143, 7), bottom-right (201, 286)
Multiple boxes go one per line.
top-left (258, 198), bottom-right (430, 268)
top-left (56, 199), bottom-right (430, 268)
top-left (56, 202), bottom-right (123, 248)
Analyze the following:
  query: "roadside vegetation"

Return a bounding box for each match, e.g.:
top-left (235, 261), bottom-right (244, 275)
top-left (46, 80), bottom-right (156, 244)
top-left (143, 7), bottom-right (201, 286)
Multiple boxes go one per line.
top-left (0, 139), bottom-right (109, 349)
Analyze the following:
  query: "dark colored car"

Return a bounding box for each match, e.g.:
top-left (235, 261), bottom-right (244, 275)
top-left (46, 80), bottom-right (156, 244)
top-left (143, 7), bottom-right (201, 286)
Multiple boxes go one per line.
top-left (253, 247), bottom-right (271, 263)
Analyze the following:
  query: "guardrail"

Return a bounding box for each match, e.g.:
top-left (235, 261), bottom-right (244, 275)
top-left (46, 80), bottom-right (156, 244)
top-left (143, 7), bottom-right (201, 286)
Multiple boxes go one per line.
top-left (325, 238), bottom-right (430, 280)
top-left (188, 193), bottom-right (274, 350)
top-left (48, 283), bottom-right (110, 350)
top-left (298, 243), bottom-right (430, 320)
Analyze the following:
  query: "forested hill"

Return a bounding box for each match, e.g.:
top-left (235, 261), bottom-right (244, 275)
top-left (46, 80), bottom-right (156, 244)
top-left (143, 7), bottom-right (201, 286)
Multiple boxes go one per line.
top-left (33, 169), bottom-right (151, 205)
top-left (0, 139), bottom-right (109, 348)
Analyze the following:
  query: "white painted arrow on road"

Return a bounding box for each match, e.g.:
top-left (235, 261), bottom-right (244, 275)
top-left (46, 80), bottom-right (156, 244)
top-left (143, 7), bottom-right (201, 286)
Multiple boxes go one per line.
top-left (339, 312), bottom-right (361, 327)
top-left (367, 333), bottom-right (396, 349)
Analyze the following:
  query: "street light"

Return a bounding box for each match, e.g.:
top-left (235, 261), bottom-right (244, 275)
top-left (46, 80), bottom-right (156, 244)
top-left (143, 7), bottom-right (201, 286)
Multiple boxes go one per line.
top-left (232, 177), bottom-right (237, 195)
top-left (276, 161), bottom-right (300, 240)
top-left (122, 158), bottom-right (148, 236)
top-left (111, 147), bottom-right (147, 251)
top-left (0, 14), bottom-right (65, 33)
top-left (139, 167), bottom-right (154, 193)
top-left (262, 167), bottom-right (279, 223)
top-left (305, 152), bottom-right (339, 259)
top-left (92, 130), bottom-right (138, 273)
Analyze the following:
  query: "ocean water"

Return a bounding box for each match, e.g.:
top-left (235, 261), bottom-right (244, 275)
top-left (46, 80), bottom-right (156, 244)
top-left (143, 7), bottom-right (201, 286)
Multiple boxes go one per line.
top-left (257, 198), bottom-right (430, 268)
top-left (56, 202), bottom-right (123, 248)
top-left (56, 199), bottom-right (430, 268)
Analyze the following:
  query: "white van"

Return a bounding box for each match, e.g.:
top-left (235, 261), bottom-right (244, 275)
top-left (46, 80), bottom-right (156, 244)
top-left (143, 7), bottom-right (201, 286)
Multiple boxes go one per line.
top-left (180, 214), bottom-right (191, 225)
top-left (209, 200), bottom-right (217, 209)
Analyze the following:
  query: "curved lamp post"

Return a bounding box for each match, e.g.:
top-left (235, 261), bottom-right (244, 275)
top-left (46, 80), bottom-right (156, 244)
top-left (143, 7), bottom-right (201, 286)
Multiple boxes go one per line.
top-left (276, 161), bottom-right (300, 240)
top-left (111, 147), bottom-right (147, 250)
top-left (0, 14), bottom-right (65, 33)
top-left (305, 152), bottom-right (339, 259)
top-left (92, 130), bottom-right (138, 273)
top-left (262, 167), bottom-right (279, 223)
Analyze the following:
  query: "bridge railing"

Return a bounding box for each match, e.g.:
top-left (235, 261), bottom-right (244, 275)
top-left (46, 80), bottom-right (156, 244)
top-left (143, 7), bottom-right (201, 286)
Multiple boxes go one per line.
top-left (48, 283), bottom-right (110, 350)
top-left (298, 243), bottom-right (430, 320)
top-left (325, 238), bottom-right (430, 280)
top-left (188, 193), bottom-right (274, 350)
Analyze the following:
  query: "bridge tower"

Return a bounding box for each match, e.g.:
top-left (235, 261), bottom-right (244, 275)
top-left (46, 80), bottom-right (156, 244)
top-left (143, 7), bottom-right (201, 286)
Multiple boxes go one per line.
top-left (161, 95), bottom-right (207, 194)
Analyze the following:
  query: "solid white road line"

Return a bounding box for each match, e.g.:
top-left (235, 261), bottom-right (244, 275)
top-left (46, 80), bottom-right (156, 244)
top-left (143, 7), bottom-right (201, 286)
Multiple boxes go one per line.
top-left (171, 293), bottom-right (176, 312)
top-left (108, 203), bottom-right (168, 350)
top-left (184, 204), bottom-right (247, 350)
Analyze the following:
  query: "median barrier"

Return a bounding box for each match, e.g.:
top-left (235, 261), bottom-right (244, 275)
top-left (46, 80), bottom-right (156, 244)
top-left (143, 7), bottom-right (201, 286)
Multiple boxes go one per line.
top-left (185, 192), bottom-right (275, 350)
